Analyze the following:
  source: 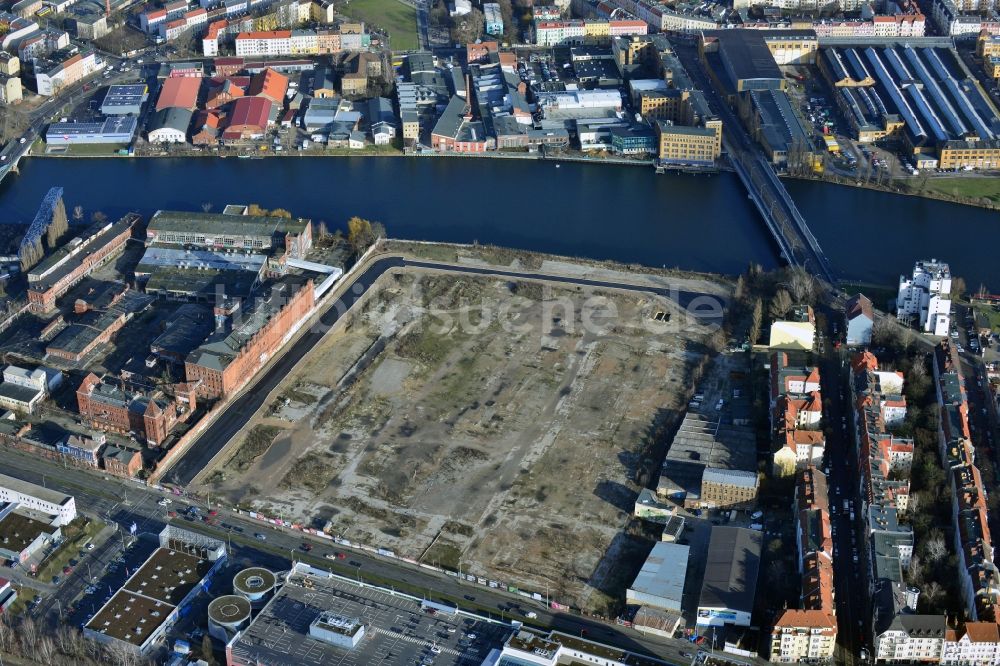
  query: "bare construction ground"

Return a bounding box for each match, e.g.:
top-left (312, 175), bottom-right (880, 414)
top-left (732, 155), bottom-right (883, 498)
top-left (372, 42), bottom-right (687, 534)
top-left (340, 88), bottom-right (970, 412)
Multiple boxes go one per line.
top-left (201, 257), bottom-right (727, 610)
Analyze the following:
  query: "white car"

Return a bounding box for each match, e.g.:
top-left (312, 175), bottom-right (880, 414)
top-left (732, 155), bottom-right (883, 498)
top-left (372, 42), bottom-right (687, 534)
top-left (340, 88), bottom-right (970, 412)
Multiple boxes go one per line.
top-left (85, 542), bottom-right (95, 550)
top-left (157, 499), bottom-right (169, 506)
top-left (430, 646), bottom-right (441, 654)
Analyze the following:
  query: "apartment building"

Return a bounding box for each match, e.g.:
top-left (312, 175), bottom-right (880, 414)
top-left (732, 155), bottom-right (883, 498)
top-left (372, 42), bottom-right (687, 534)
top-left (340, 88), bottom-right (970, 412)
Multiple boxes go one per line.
top-left (978, 31), bottom-right (1000, 82)
top-left (934, 341), bottom-right (1000, 620)
top-left (897, 259), bottom-right (952, 336)
top-left (876, 615), bottom-right (947, 663)
top-left (941, 622), bottom-right (1000, 665)
top-left (535, 18), bottom-right (645, 45)
top-left (483, 2), bottom-right (503, 35)
top-left (770, 352), bottom-right (822, 403)
top-left (33, 47), bottom-right (103, 96)
top-left (233, 26), bottom-right (367, 56)
top-left (772, 392), bottom-right (824, 475)
top-left (845, 293), bottom-right (875, 347)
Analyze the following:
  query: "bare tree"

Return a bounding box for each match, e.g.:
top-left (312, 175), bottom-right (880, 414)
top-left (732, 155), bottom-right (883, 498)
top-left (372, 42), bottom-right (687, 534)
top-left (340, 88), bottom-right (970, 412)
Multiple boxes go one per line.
top-left (750, 297), bottom-right (763, 346)
top-left (72, 204), bottom-right (84, 223)
top-left (201, 201), bottom-right (214, 213)
top-left (873, 316), bottom-right (904, 349)
top-left (47, 195), bottom-right (69, 248)
top-left (770, 289), bottom-right (793, 320)
top-left (924, 533), bottom-right (948, 564)
top-left (787, 266), bottom-right (817, 304)
top-left (91, 211), bottom-right (108, 224)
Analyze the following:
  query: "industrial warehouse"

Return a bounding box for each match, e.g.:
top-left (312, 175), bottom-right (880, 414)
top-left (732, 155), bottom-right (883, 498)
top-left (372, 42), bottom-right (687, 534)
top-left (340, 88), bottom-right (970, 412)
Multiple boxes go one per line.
top-left (83, 527), bottom-right (226, 655)
top-left (819, 39), bottom-right (1000, 169)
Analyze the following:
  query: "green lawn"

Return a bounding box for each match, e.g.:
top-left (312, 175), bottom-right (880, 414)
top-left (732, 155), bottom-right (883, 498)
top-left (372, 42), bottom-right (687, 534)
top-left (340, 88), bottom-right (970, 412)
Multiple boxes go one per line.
top-left (45, 142), bottom-right (129, 156)
top-left (919, 177), bottom-right (1000, 204)
top-left (340, 0), bottom-right (418, 51)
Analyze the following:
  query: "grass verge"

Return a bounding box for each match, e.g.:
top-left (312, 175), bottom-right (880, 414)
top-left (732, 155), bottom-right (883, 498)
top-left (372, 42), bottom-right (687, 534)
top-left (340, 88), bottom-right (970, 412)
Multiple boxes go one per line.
top-left (229, 425), bottom-right (283, 471)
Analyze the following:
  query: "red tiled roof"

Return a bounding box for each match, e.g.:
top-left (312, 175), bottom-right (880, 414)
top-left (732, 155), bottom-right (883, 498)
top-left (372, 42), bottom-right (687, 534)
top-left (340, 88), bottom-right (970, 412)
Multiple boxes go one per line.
top-left (236, 30), bottom-right (291, 39)
top-left (963, 621), bottom-right (1000, 643)
top-left (247, 67), bottom-right (287, 103)
top-left (156, 76), bottom-right (201, 111)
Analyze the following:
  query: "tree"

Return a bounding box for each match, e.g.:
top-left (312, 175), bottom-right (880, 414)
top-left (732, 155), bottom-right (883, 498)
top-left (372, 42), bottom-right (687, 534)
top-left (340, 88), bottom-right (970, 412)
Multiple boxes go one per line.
top-left (72, 204), bottom-right (84, 222)
top-left (201, 634), bottom-right (217, 666)
top-left (201, 201), bottom-right (214, 213)
top-left (733, 274), bottom-right (745, 302)
top-left (268, 208), bottom-right (293, 218)
top-left (91, 210), bottom-right (108, 224)
top-left (787, 266), bottom-right (816, 304)
top-left (923, 533), bottom-right (948, 564)
top-left (18, 238), bottom-right (43, 271)
top-left (770, 289), bottom-right (793, 320)
top-left (46, 196), bottom-right (68, 248)
top-left (450, 8), bottom-right (484, 44)
top-left (316, 221), bottom-right (329, 239)
top-left (951, 276), bottom-right (967, 302)
top-left (347, 217), bottom-right (385, 254)
top-left (750, 297), bottom-right (763, 346)
top-left (872, 316), bottom-right (904, 350)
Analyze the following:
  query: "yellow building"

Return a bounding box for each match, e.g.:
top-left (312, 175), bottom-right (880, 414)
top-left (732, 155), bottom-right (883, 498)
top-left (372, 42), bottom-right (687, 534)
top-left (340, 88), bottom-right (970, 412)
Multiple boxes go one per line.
top-left (311, 0), bottom-right (335, 23)
top-left (764, 31), bottom-right (818, 65)
top-left (938, 139), bottom-right (1000, 170)
top-left (986, 56), bottom-right (1000, 81)
top-left (638, 90), bottom-right (682, 120)
top-left (583, 20), bottom-right (609, 40)
top-left (613, 35), bottom-right (656, 67)
top-left (0, 52), bottom-right (19, 77)
top-left (401, 111), bottom-right (420, 143)
top-left (769, 321), bottom-right (816, 351)
top-left (656, 120), bottom-right (721, 165)
top-left (977, 30), bottom-right (1000, 58)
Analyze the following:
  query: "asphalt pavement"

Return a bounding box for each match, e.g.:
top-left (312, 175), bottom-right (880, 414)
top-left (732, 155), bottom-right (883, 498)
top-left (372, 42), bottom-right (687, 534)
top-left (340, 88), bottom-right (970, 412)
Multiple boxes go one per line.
top-left (0, 446), bottom-right (748, 665)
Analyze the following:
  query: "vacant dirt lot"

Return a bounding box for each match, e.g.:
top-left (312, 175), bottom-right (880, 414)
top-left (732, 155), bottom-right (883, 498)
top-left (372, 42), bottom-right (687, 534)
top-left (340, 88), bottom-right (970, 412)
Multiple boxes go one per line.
top-left (202, 262), bottom-right (724, 609)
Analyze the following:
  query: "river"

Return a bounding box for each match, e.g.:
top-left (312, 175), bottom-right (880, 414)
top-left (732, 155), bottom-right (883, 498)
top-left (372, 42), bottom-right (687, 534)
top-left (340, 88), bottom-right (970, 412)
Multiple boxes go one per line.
top-left (0, 157), bottom-right (995, 289)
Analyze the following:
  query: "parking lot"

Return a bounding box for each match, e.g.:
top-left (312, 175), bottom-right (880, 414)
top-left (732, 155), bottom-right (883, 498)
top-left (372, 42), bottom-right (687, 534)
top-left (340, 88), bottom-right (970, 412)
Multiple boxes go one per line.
top-left (229, 565), bottom-right (513, 666)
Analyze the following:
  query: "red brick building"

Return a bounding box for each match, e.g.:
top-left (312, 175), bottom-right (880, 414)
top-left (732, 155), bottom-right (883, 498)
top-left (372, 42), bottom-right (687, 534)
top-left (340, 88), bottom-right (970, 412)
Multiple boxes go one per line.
top-left (76, 374), bottom-right (181, 446)
top-left (185, 279), bottom-right (314, 399)
top-left (27, 213), bottom-right (140, 313)
top-left (101, 444), bottom-right (143, 478)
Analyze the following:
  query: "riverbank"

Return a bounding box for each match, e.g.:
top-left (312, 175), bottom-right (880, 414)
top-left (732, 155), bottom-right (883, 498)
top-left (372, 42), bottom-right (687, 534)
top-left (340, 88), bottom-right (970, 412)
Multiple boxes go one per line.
top-left (27, 147), bottom-right (656, 168)
top-left (786, 171), bottom-right (1000, 212)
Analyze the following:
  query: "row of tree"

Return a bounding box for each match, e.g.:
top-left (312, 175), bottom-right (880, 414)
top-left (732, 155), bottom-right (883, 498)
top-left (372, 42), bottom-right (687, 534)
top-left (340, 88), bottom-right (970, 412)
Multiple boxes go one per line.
top-left (0, 612), bottom-right (155, 666)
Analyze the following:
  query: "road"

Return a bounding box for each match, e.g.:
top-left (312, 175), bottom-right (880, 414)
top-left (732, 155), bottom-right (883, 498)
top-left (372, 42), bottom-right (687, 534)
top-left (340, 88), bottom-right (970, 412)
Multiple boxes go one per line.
top-left (163, 254), bottom-right (727, 485)
top-left (0, 52), bottom-right (140, 183)
top-left (0, 448), bottom-right (740, 665)
top-left (814, 303), bottom-right (869, 666)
